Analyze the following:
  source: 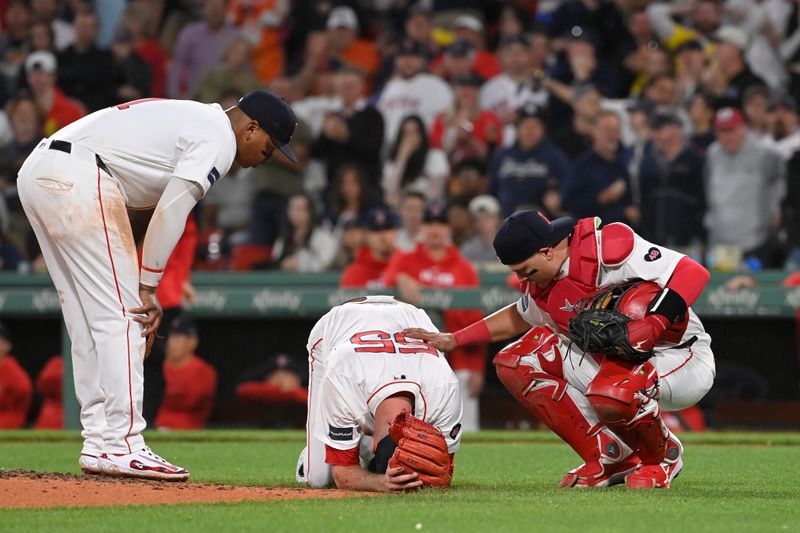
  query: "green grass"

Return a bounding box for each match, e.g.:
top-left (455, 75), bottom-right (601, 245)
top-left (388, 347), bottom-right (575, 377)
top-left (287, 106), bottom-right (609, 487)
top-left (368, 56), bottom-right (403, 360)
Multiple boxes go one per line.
top-left (2, 430), bottom-right (800, 532)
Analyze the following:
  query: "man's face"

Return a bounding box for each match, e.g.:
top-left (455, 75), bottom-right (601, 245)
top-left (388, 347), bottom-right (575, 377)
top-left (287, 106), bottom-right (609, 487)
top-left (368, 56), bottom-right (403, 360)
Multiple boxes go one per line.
top-left (446, 54), bottom-right (473, 78)
top-left (628, 11), bottom-right (652, 41)
top-left (236, 122), bottom-right (277, 167)
top-left (448, 206), bottom-right (470, 233)
top-left (593, 115), bottom-right (621, 152)
top-left (367, 229), bottom-right (396, 257)
top-left (454, 84), bottom-right (478, 109)
top-left (329, 27), bottom-right (356, 51)
top-left (652, 124), bottom-right (683, 153)
top-left (27, 69), bottom-right (55, 94)
top-left (717, 125), bottom-right (747, 153)
top-left (423, 221), bottom-right (450, 249)
top-left (510, 249), bottom-right (559, 288)
top-left (7, 3), bottom-right (31, 34)
top-left (646, 78), bottom-right (677, 105)
top-left (693, 1), bottom-right (721, 34)
top-left (744, 94), bottom-right (769, 126)
top-left (455, 167), bottom-right (484, 197)
top-left (517, 117), bottom-right (544, 149)
top-left (530, 34), bottom-right (549, 68)
top-left (335, 72), bottom-right (363, 104)
top-left (772, 107), bottom-right (799, 137)
top-left (574, 89), bottom-right (601, 118)
top-left (74, 13), bottom-right (97, 45)
top-left (502, 43), bottom-right (530, 74)
top-left (166, 333), bottom-right (197, 360)
top-left (713, 43), bottom-right (740, 70)
top-left (204, 0), bottom-right (227, 28)
top-left (400, 197), bottom-right (425, 228)
top-left (11, 99), bottom-right (39, 139)
top-left (342, 226), bottom-right (365, 252)
top-left (395, 54), bottom-right (423, 78)
top-left (474, 212), bottom-right (500, 237)
top-left (405, 14), bottom-right (431, 42)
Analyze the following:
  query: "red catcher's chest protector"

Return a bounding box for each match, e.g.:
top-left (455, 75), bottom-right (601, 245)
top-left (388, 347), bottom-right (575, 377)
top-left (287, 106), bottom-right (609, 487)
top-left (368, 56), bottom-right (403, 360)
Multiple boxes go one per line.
top-left (526, 218), bottom-right (605, 334)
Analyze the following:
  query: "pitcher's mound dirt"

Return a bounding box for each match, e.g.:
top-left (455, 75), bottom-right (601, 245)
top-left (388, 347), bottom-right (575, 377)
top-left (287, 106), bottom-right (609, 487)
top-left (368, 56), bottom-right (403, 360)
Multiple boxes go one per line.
top-left (0, 470), bottom-right (367, 509)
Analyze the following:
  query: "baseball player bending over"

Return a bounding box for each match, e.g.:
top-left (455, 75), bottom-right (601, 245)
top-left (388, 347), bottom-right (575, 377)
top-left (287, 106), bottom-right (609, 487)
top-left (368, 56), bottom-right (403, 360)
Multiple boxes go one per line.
top-left (17, 91), bottom-right (298, 480)
top-left (407, 212), bottom-right (715, 489)
top-left (297, 296), bottom-right (463, 492)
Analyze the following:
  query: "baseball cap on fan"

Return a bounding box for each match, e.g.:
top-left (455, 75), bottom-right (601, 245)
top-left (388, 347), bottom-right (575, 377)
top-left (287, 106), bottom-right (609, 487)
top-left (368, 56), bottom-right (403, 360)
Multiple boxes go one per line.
top-left (326, 6), bottom-right (359, 31)
top-left (454, 14), bottom-right (484, 33)
top-left (360, 206), bottom-right (400, 231)
top-left (424, 204), bottom-right (449, 224)
top-left (237, 90), bottom-right (299, 162)
top-left (714, 107), bottom-right (745, 130)
top-left (25, 50), bottom-right (57, 74)
top-left (493, 211), bottom-right (576, 265)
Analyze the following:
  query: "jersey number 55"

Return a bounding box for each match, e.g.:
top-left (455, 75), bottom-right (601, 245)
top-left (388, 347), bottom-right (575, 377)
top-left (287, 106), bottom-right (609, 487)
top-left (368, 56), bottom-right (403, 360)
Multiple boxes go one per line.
top-left (350, 330), bottom-right (439, 356)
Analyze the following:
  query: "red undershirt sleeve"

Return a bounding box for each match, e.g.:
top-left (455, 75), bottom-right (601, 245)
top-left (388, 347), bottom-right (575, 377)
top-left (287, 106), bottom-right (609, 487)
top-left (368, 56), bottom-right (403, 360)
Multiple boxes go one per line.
top-left (325, 444), bottom-right (360, 467)
top-left (665, 256), bottom-right (710, 307)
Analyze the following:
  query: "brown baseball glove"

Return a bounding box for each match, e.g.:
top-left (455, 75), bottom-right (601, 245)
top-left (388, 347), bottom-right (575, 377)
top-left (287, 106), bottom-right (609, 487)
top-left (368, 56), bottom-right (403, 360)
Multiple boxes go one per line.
top-left (387, 411), bottom-right (452, 487)
top-left (144, 333), bottom-right (158, 360)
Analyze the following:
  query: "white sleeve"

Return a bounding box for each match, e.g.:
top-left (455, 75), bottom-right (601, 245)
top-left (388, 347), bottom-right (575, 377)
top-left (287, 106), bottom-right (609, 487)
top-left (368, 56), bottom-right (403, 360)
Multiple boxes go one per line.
top-left (515, 293), bottom-right (547, 326)
top-left (139, 177), bottom-right (203, 287)
top-left (297, 228), bottom-right (339, 272)
top-left (318, 373), bottom-right (362, 452)
top-left (432, 384), bottom-right (463, 454)
top-left (646, 2), bottom-right (678, 42)
top-left (307, 311), bottom-right (330, 360)
top-left (604, 233), bottom-right (685, 288)
top-left (422, 150), bottom-right (450, 203)
top-left (172, 124), bottom-right (235, 198)
top-left (411, 305), bottom-right (440, 333)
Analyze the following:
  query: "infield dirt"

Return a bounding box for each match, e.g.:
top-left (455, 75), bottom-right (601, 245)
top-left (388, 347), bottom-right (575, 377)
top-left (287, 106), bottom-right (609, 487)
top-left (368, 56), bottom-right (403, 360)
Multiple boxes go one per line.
top-left (0, 470), bottom-right (366, 508)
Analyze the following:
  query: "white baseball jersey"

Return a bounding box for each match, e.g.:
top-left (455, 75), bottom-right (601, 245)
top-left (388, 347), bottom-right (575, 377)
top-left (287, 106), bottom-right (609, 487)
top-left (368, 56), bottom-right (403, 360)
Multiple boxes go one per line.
top-left (514, 230), bottom-right (715, 411)
top-left (377, 73), bottom-right (453, 147)
top-left (307, 296), bottom-right (463, 455)
top-left (52, 99), bottom-right (236, 208)
top-left (479, 73), bottom-right (549, 147)
top-left (517, 231), bottom-right (710, 349)
top-left (16, 97), bottom-right (237, 459)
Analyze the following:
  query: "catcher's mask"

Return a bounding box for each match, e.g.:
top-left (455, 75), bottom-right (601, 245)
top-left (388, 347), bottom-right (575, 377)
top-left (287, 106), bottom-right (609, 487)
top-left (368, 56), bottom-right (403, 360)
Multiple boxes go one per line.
top-left (367, 434), bottom-right (397, 474)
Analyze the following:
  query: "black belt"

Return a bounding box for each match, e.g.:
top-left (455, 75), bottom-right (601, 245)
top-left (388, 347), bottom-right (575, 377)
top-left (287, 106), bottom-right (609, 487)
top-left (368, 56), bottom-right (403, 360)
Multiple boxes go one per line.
top-left (49, 140), bottom-right (112, 176)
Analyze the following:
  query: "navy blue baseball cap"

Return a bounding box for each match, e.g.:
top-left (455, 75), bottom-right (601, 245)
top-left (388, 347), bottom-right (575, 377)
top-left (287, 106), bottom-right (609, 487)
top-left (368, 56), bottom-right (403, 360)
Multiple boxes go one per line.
top-left (169, 313), bottom-right (198, 337)
top-left (424, 204), bottom-right (449, 224)
top-left (360, 206), bottom-right (400, 231)
top-left (493, 211), bottom-right (576, 265)
top-left (237, 90), bottom-right (299, 162)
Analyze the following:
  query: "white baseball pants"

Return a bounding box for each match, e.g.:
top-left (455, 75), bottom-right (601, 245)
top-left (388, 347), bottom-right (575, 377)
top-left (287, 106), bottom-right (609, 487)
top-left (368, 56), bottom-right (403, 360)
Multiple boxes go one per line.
top-left (18, 141), bottom-right (147, 455)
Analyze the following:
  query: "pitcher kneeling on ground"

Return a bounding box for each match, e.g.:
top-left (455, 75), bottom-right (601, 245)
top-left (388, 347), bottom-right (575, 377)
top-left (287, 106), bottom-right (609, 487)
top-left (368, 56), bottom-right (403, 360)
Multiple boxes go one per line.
top-left (297, 296), bottom-right (463, 492)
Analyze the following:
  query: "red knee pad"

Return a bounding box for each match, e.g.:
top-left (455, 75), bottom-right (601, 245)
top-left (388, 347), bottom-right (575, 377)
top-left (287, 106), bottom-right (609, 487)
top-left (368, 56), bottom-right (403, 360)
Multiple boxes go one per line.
top-left (586, 394), bottom-right (638, 425)
top-left (586, 359), bottom-right (656, 425)
top-left (493, 326), bottom-right (564, 378)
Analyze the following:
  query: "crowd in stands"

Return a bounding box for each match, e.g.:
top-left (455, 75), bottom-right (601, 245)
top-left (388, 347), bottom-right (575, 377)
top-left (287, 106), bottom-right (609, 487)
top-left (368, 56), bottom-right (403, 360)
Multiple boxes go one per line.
top-left (0, 0), bottom-right (798, 275)
top-left (4, 0), bottom-right (800, 429)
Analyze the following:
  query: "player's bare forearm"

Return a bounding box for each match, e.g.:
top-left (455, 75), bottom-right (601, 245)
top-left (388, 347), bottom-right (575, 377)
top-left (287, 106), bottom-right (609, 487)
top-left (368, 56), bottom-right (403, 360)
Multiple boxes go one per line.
top-left (331, 465), bottom-right (421, 493)
top-left (395, 273), bottom-right (422, 306)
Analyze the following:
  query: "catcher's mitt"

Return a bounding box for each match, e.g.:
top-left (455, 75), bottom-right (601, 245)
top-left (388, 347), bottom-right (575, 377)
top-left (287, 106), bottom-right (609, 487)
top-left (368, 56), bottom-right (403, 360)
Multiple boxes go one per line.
top-left (387, 411), bottom-right (452, 487)
top-left (568, 308), bottom-right (653, 364)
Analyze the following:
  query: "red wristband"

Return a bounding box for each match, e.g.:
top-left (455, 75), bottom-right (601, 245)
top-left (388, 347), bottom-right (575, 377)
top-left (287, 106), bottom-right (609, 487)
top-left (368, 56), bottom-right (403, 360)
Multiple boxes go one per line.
top-left (452, 320), bottom-right (491, 347)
